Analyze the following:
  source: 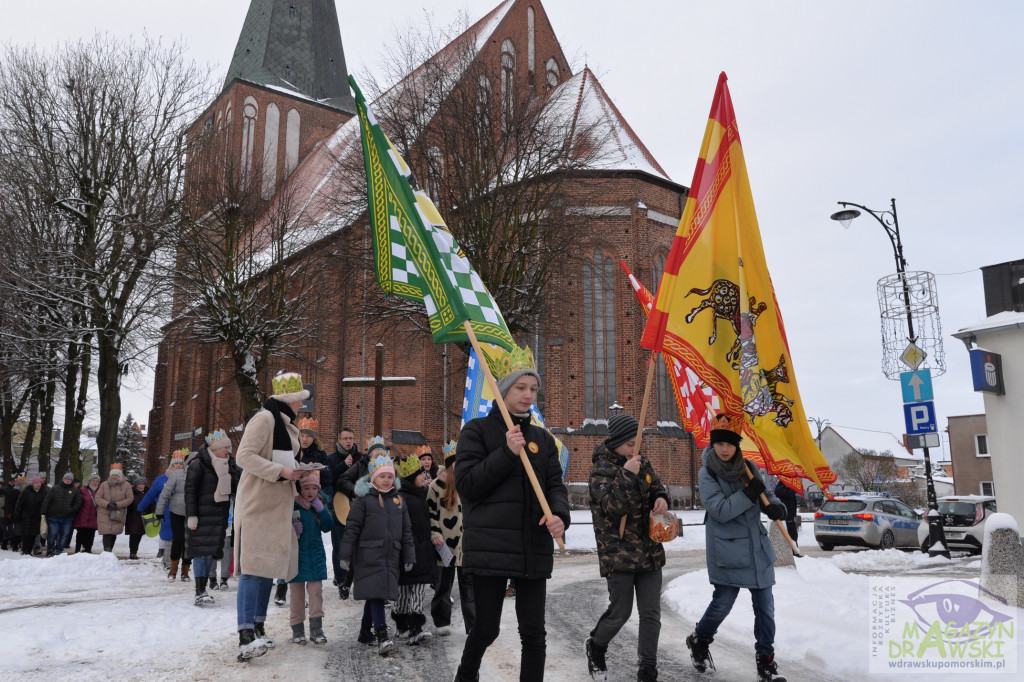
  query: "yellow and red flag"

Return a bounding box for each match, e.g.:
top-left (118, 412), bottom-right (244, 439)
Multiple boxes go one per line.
top-left (640, 72), bottom-right (834, 492)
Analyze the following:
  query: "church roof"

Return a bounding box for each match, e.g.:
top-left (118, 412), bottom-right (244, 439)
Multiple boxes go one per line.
top-left (224, 0), bottom-right (355, 113)
top-left (253, 0), bottom-right (672, 264)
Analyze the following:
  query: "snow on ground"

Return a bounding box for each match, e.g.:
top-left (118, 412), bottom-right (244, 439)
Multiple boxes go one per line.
top-left (664, 549), bottom-right (1022, 681)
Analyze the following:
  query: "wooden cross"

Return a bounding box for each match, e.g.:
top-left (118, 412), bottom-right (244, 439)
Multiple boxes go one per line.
top-left (341, 343), bottom-right (416, 437)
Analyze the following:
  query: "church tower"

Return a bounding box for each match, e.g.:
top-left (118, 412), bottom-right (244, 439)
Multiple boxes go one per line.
top-left (183, 0), bottom-right (354, 215)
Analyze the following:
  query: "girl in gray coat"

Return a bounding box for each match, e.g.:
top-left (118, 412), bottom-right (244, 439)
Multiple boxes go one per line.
top-left (686, 415), bottom-right (787, 682)
top-left (156, 449), bottom-right (192, 581)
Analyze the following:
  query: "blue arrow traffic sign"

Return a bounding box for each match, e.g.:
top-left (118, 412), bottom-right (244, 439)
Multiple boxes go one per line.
top-left (903, 401), bottom-right (937, 434)
top-left (900, 370), bottom-right (933, 403)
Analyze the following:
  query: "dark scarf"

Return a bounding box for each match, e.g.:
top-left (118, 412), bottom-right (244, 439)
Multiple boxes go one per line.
top-left (706, 448), bottom-right (747, 483)
top-left (262, 398), bottom-right (296, 453)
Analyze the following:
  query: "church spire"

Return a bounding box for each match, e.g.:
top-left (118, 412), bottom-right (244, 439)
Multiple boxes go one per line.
top-left (224, 0), bottom-right (355, 113)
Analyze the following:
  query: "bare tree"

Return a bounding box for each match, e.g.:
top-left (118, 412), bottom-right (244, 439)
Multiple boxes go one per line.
top-left (0, 36), bottom-right (213, 478)
top-left (168, 144), bottom-right (339, 419)
top-left (342, 15), bottom-right (617, 339)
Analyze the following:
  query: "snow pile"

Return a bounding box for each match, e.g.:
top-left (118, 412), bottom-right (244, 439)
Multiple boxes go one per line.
top-left (826, 548), bottom-right (950, 572)
top-left (984, 512), bottom-right (1020, 543)
top-left (0, 537), bottom-right (235, 680)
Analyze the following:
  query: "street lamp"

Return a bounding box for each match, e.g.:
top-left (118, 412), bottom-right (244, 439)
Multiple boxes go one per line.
top-left (831, 198), bottom-right (949, 559)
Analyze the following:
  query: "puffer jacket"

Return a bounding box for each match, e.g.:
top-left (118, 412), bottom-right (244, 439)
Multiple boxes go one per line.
top-left (74, 485), bottom-right (99, 530)
top-left (588, 442), bottom-right (669, 577)
top-left (699, 445), bottom-right (780, 589)
top-left (137, 473), bottom-right (173, 541)
top-left (398, 474), bottom-right (437, 585)
top-left (184, 445), bottom-right (240, 560)
top-left (95, 478), bottom-right (133, 535)
top-left (156, 468), bottom-right (187, 517)
top-left (289, 491), bottom-right (333, 583)
top-left (338, 476), bottom-right (415, 601)
top-left (15, 485), bottom-right (47, 535)
top-left (427, 477), bottom-right (464, 566)
top-left (124, 485), bottom-right (148, 536)
top-left (42, 480), bottom-right (83, 520)
top-left (455, 402), bottom-right (571, 580)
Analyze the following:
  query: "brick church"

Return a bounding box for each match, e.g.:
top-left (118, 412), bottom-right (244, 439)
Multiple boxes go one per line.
top-left (148, 0), bottom-right (701, 501)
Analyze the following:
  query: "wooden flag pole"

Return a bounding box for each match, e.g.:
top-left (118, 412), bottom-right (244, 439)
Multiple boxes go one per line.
top-left (618, 355), bottom-right (658, 539)
top-left (462, 321), bottom-right (566, 551)
top-left (743, 464), bottom-right (803, 558)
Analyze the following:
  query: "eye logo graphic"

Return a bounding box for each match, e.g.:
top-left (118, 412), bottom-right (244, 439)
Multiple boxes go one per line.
top-left (901, 579), bottom-right (1012, 643)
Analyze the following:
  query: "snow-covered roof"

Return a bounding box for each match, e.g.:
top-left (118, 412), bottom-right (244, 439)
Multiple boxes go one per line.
top-left (546, 68), bottom-right (670, 181)
top-left (826, 424), bottom-right (917, 460)
top-left (954, 310), bottom-right (1024, 337)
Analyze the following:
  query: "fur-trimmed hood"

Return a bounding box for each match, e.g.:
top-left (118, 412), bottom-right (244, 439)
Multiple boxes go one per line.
top-left (353, 473), bottom-right (402, 498)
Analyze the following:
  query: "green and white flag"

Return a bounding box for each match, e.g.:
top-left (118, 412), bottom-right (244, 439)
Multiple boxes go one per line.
top-left (350, 76), bottom-right (515, 352)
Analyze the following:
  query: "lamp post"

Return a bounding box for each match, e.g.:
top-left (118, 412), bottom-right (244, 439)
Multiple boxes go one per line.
top-left (830, 199), bottom-right (949, 558)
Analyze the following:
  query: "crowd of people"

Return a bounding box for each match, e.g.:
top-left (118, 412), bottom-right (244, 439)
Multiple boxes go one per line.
top-left (0, 359), bottom-right (792, 682)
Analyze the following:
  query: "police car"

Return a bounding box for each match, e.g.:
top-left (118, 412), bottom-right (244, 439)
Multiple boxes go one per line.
top-left (814, 493), bottom-right (928, 551)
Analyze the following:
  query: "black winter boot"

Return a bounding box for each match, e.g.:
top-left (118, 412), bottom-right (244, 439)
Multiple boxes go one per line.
top-left (194, 577), bottom-right (214, 606)
top-left (291, 622), bottom-right (307, 645)
top-left (686, 632), bottom-right (715, 673)
top-left (406, 612), bottom-right (431, 645)
top-left (392, 612), bottom-right (411, 639)
top-left (375, 625), bottom-right (394, 656)
top-left (585, 637), bottom-right (608, 681)
top-left (637, 664), bottom-right (659, 681)
top-left (453, 665), bottom-right (480, 682)
top-left (237, 628), bottom-right (268, 661)
top-left (309, 617), bottom-right (327, 644)
top-left (357, 618), bottom-right (374, 645)
top-left (756, 652), bottom-right (786, 681)
top-left (274, 582), bottom-right (287, 606)
top-left (254, 621), bottom-right (275, 649)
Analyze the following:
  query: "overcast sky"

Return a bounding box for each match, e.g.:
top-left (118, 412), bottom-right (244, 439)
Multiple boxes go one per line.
top-left (4, 1), bottom-right (1021, 458)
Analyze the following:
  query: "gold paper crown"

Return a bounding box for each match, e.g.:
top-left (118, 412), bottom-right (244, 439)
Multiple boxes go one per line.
top-left (366, 435), bottom-right (386, 454)
top-left (272, 372), bottom-right (304, 396)
top-left (396, 455), bottom-right (423, 479)
top-left (711, 413), bottom-right (742, 435)
top-left (205, 429), bottom-right (229, 446)
top-left (414, 445), bottom-right (432, 458)
top-left (367, 454), bottom-right (393, 477)
top-left (442, 440), bottom-right (458, 459)
top-left (296, 417), bottom-right (319, 433)
top-left (172, 448), bottom-right (189, 461)
top-left (484, 344), bottom-right (535, 381)
top-left (109, 463), bottom-right (123, 472)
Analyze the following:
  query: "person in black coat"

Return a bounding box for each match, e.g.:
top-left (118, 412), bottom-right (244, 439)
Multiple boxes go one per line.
top-left (454, 355), bottom-right (570, 682)
top-left (393, 456), bottom-right (437, 644)
top-left (773, 480), bottom-right (800, 543)
top-left (15, 476), bottom-right (48, 556)
top-left (326, 426), bottom-right (359, 595)
top-left (124, 476), bottom-right (148, 559)
top-left (185, 431), bottom-right (240, 605)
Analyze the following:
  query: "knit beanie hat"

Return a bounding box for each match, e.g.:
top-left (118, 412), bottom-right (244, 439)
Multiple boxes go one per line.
top-left (62, 471), bottom-right (74, 482)
top-left (709, 414), bottom-right (743, 447)
top-left (606, 413), bottom-right (640, 450)
top-left (31, 475), bottom-right (43, 485)
top-left (365, 435), bottom-right (386, 456)
top-left (109, 463), bottom-right (124, 479)
top-left (88, 472), bottom-right (100, 482)
top-left (300, 471), bottom-right (321, 489)
top-left (368, 454), bottom-right (395, 484)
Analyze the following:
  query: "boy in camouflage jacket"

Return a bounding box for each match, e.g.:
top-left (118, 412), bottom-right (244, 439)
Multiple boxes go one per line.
top-left (586, 413), bottom-right (669, 682)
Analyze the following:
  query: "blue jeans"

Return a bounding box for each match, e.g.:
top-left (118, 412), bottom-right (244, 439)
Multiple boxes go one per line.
top-left (364, 599), bottom-right (387, 629)
top-left (192, 554), bottom-right (213, 578)
top-left (236, 574), bottom-right (274, 630)
top-left (47, 517), bottom-right (74, 556)
top-left (696, 584), bottom-right (776, 656)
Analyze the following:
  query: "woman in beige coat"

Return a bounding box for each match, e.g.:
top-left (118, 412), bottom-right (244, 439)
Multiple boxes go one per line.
top-left (95, 464), bottom-right (134, 553)
top-left (233, 372), bottom-right (311, 662)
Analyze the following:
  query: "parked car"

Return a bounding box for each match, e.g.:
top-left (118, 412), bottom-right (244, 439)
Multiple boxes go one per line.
top-left (814, 494), bottom-right (928, 551)
top-left (937, 495), bottom-right (997, 555)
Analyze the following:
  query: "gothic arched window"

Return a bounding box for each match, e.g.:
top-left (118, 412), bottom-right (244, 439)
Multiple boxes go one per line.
top-left (652, 252), bottom-right (676, 423)
top-left (583, 248), bottom-right (617, 420)
top-left (500, 39), bottom-right (516, 130)
top-left (241, 96), bottom-right (258, 184)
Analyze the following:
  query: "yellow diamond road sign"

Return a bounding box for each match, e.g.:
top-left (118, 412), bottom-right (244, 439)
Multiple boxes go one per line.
top-left (900, 342), bottom-right (927, 370)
